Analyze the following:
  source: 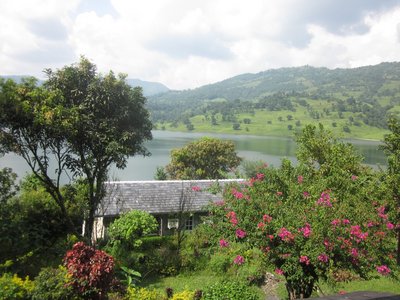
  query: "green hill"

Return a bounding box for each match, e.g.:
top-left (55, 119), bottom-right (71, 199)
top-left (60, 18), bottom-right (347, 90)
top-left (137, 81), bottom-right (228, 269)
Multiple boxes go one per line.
top-left (148, 62), bottom-right (400, 140)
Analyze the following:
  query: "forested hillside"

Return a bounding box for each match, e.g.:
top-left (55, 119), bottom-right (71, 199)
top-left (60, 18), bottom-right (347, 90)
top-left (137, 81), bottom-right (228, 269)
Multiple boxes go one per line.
top-left (148, 62), bottom-right (400, 139)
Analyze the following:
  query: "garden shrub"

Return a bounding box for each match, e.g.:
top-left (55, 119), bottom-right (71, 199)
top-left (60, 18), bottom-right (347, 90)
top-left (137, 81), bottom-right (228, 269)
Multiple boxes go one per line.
top-left (202, 280), bottom-right (259, 300)
top-left (180, 225), bottom-right (213, 271)
top-left (0, 273), bottom-right (34, 300)
top-left (31, 266), bottom-right (73, 300)
top-left (125, 286), bottom-right (163, 300)
top-left (107, 210), bottom-right (158, 248)
top-left (207, 252), bottom-right (231, 274)
top-left (171, 289), bottom-right (195, 300)
top-left (64, 241), bottom-right (115, 299)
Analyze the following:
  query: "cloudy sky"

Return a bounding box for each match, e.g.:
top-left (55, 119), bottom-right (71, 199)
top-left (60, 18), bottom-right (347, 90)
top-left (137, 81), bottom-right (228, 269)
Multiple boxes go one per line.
top-left (1, 0), bottom-right (400, 90)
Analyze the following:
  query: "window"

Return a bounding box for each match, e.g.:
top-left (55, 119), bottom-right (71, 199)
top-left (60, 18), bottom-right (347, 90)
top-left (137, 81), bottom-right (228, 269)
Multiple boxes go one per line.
top-left (185, 215), bottom-right (194, 231)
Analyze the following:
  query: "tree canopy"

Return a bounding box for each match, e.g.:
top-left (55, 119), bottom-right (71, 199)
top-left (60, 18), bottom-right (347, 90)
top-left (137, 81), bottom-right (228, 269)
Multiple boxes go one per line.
top-left (0, 57), bottom-right (153, 240)
top-left (165, 137), bottom-right (242, 179)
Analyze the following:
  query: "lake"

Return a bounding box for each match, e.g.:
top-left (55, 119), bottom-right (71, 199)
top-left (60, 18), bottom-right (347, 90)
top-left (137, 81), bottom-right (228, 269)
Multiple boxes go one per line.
top-left (0, 130), bottom-right (387, 183)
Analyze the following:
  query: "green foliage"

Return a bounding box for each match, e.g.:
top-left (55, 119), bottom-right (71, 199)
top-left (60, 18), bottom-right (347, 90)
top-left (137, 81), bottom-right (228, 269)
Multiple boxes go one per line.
top-left (0, 167), bottom-right (18, 204)
top-left (154, 166), bottom-right (168, 180)
top-left (381, 115), bottom-right (400, 264)
top-left (108, 210), bottom-right (158, 248)
top-left (0, 174), bottom-right (83, 276)
top-left (119, 265), bottom-right (141, 287)
top-left (31, 266), bottom-right (73, 300)
top-left (239, 160), bottom-right (266, 179)
top-left (0, 57), bottom-right (153, 240)
top-left (0, 273), bottom-right (34, 300)
top-left (171, 289), bottom-right (195, 300)
top-left (125, 286), bottom-right (163, 300)
top-left (201, 125), bottom-right (398, 299)
top-left (165, 137), bottom-right (242, 179)
top-left (202, 280), bottom-right (260, 300)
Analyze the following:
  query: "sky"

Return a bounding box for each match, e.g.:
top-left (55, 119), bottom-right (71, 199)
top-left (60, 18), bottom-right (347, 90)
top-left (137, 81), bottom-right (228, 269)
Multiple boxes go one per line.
top-left (1, 0), bottom-right (400, 90)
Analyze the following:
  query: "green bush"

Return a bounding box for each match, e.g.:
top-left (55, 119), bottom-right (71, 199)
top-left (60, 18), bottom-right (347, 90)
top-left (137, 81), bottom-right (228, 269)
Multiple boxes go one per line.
top-left (208, 252), bottom-right (231, 274)
top-left (202, 280), bottom-right (259, 300)
top-left (171, 290), bottom-right (195, 300)
top-left (0, 273), bottom-right (34, 300)
top-left (125, 286), bottom-right (163, 300)
top-left (180, 225), bottom-right (213, 271)
top-left (108, 210), bottom-right (158, 248)
top-left (31, 266), bottom-right (73, 300)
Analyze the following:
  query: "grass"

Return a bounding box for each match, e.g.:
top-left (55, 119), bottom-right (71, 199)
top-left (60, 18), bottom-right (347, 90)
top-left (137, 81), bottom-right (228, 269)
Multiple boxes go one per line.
top-left (140, 270), bottom-right (400, 299)
top-left (158, 101), bottom-right (392, 141)
top-left (276, 276), bottom-right (400, 299)
top-left (141, 269), bottom-right (265, 299)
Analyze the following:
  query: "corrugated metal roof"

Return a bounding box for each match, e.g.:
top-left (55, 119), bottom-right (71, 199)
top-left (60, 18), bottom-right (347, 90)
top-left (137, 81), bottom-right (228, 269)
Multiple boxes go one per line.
top-left (96, 179), bottom-right (244, 217)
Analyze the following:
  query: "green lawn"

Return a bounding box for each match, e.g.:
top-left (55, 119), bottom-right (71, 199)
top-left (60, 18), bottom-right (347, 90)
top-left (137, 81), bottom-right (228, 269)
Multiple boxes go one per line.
top-left (140, 270), bottom-right (399, 299)
top-left (159, 104), bottom-right (390, 141)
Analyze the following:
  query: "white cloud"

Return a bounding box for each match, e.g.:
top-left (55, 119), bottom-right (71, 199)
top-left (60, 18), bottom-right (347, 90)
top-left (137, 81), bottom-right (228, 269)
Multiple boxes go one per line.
top-left (1, 0), bottom-right (400, 89)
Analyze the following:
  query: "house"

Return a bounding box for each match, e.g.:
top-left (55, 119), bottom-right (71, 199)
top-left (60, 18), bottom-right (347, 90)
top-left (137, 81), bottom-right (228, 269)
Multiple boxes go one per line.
top-left (92, 179), bottom-right (244, 240)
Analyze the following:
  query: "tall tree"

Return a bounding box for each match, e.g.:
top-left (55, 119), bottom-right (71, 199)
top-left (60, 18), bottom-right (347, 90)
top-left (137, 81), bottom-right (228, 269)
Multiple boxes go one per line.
top-left (165, 137), bottom-right (241, 179)
top-left (0, 57), bottom-right (153, 241)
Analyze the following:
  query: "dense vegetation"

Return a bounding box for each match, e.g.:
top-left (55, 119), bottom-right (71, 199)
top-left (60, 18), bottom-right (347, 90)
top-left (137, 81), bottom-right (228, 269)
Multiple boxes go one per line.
top-left (148, 62), bottom-right (400, 139)
top-left (1, 123), bottom-right (399, 299)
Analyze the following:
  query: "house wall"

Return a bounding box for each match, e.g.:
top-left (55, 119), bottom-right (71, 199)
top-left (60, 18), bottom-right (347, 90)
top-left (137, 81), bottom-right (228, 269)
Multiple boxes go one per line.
top-left (92, 211), bottom-right (208, 241)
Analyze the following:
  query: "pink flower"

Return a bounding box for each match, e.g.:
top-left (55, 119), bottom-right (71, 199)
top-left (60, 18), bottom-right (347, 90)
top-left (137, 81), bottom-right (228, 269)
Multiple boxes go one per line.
top-left (191, 186), bottom-right (201, 191)
top-left (387, 222), bottom-right (395, 230)
top-left (299, 255), bottom-right (310, 265)
top-left (234, 255), bottom-right (245, 265)
top-left (376, 265), bottom-right (391, 276)
top-left (303, 191), bottom-right (310, 198)
top-left (232, 189), bottom-right (244, 199)
top-left (331, 219), bottom-right (341, 227)
top-left (377, 206), bottom-right (388, 220)
top-left (339, 291), bottom-right (347, 295)
top-left (226, 211), bottom-right (238, 226)
top-left (257, 222), bottom-right (265, 229)
top-left (276, 191), bottom-right (283, 196)
top-left (351, 175), bottom-right (358, 181)
top-left (263, 214), bottom-right (272, 223)
top-left (342, 219), bottom-right (350, 225)
top-left (299, 223), bottom-right (312, 238)
top-left (318, 253), bottom-right (329, 263)
top-left (256, 173), bottom-right (265, 180)
top-left (236, 228), bottom-right (247, 239)
top-left (219, 239), bottom-right (229, 248)
top-left (351, 248), bottom-right (359, 257)
top-left (275, 268), bottom-right (284, 275)
top-left (367, 221), bottom-right (375, 228)
top-left (278, 227), bottom-right (295, 242)
top-left (297, 175), bottom-right (304, 184)
top-left (316, 191), bottom-right (332, 207)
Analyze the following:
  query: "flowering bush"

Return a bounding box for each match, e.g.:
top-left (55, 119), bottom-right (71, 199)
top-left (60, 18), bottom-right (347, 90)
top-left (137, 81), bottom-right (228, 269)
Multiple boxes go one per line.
top-left (202, 125), bottom-right (398, 299)
top-left (64, 242), bottom-right (115, 299)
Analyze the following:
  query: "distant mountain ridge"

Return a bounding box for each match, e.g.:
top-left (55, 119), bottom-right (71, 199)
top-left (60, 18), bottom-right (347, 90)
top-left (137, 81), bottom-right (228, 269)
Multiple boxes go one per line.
top-left (150, 62), bottom-right (400, 102)
top-left (0, 75), bottom-right (169, 97)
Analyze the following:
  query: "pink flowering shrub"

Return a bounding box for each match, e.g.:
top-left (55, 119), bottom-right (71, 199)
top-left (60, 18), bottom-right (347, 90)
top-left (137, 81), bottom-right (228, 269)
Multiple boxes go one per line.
top-left (202, 125), bottom-right (398, 299)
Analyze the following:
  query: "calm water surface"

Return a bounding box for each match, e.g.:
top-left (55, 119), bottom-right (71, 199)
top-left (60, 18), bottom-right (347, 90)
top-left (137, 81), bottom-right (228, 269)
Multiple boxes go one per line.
top-left (0, 130), bottom-right (386, 183)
